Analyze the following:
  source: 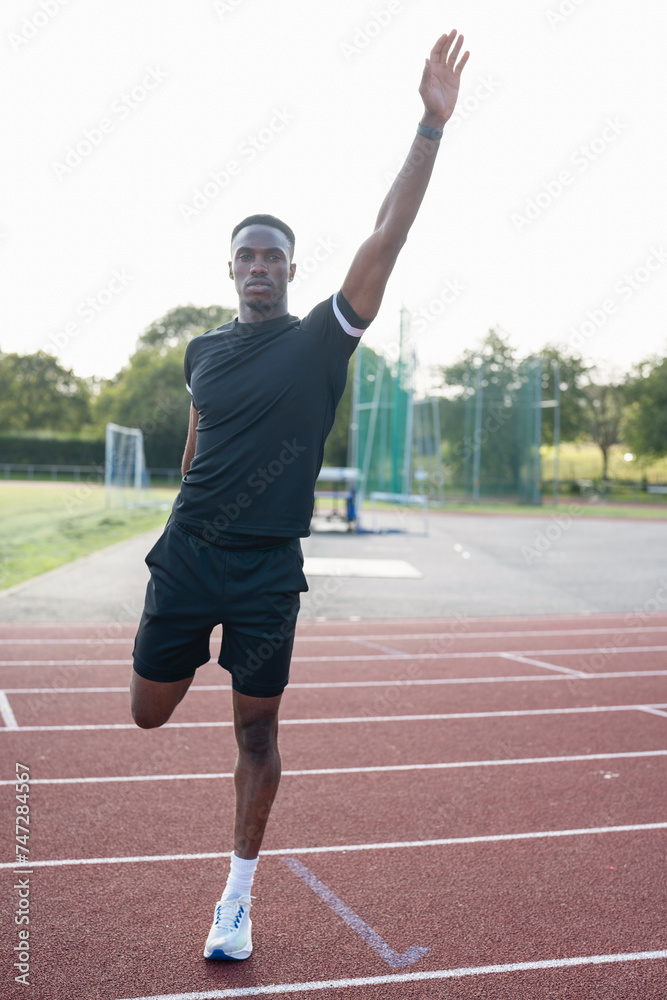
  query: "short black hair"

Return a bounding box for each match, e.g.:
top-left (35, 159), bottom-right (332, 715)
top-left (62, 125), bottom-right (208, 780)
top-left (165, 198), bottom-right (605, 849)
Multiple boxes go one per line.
top-left (231, 214), bottom-right (295, 259)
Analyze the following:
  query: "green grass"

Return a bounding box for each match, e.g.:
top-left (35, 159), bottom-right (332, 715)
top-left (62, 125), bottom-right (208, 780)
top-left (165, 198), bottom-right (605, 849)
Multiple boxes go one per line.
top-left (0, 482), bottom-right (177, 591)
top-left (541, 442), bottom-right (667, 483)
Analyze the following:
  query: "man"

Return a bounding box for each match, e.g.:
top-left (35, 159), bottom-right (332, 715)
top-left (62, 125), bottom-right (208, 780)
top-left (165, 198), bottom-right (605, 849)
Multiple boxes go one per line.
top-left (130, 29), bottom-right (469, 961)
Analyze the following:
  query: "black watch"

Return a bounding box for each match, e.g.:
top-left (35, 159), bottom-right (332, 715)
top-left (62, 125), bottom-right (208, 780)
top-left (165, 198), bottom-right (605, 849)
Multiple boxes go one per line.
top-left (417, 122), bottom-right (444, 141)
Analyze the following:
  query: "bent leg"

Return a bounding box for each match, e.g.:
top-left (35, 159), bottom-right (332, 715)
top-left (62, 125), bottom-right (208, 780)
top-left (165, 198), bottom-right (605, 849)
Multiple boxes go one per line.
top-left (232, 690), bottom-right (283, 859)
top-left (130, 670), bottom-right (194, 729)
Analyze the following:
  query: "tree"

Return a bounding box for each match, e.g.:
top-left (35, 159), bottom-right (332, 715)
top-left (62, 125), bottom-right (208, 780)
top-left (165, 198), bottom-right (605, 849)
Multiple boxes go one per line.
top-left (623, 356), bottom-right (667, 459)
top-left (435, 328), bottom-right (527, 492)
top-left (137, 304), bottom-right (235, 353)
top-left (93, 304), bottom-right (236, 467)
top-left (0, 351), bottom-right (91, 431)
top-left (92, 346), bottom-right (189, 468)
top-left (539, 346), bottom-right (592, 446)
top-left (581, 380), bottom-right (625, 480)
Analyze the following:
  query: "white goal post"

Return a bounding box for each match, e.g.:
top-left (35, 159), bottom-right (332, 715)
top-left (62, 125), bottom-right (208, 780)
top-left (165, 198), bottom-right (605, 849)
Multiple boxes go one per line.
top-left (104, 423), bottom-right (147, 507)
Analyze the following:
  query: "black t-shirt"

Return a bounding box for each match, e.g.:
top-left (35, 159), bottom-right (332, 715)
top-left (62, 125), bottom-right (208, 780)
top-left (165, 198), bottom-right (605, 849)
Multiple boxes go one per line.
top-left (171, 291), bottom-right (372, 539)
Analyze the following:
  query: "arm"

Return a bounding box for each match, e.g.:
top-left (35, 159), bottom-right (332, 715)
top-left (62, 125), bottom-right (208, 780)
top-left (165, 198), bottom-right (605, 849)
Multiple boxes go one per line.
top-left (181, 402), bottom-right (199, 477)
top-left (340, 29), bottom-right (469, 320)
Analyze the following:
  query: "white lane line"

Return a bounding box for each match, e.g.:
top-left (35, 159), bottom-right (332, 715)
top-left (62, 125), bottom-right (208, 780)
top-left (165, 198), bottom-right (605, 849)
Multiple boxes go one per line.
top-left (4, 703), bottom-right (667, 733)
top-left (350, 638), bottom-right (406, 656)
top-left (500, 652), bottom-right (586, 677)
top-left (0, 691), bottom-right (18, 729)
top-left (639, 705), bottom-right (667, 719)
top-left (5, 822), bottom-right (667, 870)
top-left (4, 671), bottom-right (667, 696)
top-left (4, 625), bottom-right (667, 644)
top-left (2, 749), bottom-right (665, 786)
top-left (116, 949), bottom-right (667, 999)
top-left (4, 645), bottom-right (667, 666)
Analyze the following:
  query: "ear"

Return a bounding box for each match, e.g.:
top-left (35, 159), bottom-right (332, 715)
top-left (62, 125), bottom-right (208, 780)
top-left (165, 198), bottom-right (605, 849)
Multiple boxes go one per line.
top-left (228, 261), bottom-right (234, 279)
top-left (288, 262), bottom-right (296, 282)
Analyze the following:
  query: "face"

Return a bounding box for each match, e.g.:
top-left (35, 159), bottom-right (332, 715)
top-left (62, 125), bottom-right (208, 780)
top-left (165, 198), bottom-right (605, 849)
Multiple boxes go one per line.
top-left (228, 224), bottom-right (296, 316)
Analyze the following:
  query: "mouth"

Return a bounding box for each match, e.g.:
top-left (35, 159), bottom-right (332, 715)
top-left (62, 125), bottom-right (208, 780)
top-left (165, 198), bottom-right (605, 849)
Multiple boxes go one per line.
top-left (246, 281), bottom-right (271, 292)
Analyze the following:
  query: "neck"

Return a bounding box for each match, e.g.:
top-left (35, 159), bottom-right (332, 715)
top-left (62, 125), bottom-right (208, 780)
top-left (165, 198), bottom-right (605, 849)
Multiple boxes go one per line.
top-left (237, 295), bottom-right (289, 323)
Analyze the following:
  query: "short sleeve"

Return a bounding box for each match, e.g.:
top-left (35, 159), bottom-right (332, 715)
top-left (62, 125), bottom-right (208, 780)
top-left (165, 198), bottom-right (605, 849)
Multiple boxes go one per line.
top-left (300, 291), bottom-right (374, 359)
top-left (183, 340), bottom-right (196, 405)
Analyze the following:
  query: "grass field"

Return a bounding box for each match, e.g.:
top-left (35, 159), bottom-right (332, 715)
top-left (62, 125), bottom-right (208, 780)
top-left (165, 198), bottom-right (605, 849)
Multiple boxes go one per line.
top-left (0, 482), bottom-right (176, 592)
top-left (541, 441), bottom-right (667, 483)
top-left (2, 474), bottom-right (667, 595)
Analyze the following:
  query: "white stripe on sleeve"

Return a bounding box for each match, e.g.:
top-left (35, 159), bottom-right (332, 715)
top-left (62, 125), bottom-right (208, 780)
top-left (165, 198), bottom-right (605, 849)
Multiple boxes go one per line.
top-left (186, 384), bottom-right (193, 395)
top-left (332, 294), bottom-right (365, 338)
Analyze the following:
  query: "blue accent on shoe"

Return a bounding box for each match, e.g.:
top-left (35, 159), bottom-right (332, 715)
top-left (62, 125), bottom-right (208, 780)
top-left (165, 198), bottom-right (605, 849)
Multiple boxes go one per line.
top-left (205, 949), bottom-right (245, 961)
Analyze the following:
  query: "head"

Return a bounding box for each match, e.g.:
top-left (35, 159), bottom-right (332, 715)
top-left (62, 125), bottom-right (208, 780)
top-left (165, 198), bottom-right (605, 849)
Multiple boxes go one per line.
top-left (229, 214), bottom-right (296, 320)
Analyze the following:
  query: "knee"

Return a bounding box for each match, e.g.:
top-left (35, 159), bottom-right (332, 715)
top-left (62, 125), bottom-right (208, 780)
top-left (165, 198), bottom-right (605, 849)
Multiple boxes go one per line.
top-left (131, 706), bottom-right (167, 730)
top-left (237, 717), bottom-right (278, 762)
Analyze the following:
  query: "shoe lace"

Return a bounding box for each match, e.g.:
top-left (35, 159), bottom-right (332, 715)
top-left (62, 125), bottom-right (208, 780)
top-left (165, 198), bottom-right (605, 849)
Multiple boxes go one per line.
top-left (214, 897), bottom-right (247, 932)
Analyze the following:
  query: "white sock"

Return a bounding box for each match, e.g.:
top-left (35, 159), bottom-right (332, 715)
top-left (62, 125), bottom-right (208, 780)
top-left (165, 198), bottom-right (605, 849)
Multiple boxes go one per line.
top-left (221, 852), bottom-right (258, 900)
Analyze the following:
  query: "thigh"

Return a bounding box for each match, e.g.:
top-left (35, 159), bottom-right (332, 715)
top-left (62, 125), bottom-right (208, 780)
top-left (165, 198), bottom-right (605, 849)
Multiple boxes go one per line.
top-left (132, 520), bottom-right (222, 683)
top-left (130, 671), bottom-right (195, 729)
top-left (219, 541), bottom-right (305, 699)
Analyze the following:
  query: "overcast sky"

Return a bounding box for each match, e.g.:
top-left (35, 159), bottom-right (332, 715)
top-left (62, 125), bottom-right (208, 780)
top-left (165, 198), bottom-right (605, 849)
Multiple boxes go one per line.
top-left (3, 0), bottom-right (666, 393)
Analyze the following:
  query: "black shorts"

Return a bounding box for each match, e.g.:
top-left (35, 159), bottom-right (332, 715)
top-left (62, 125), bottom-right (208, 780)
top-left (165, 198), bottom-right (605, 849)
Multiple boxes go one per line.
top-left (132, 519), bottom-right (308, 698)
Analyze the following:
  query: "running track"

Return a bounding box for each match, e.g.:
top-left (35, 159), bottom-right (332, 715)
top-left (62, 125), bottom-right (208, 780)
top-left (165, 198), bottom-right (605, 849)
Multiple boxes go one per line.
top-left (1, 612), bottom-right (666, 999)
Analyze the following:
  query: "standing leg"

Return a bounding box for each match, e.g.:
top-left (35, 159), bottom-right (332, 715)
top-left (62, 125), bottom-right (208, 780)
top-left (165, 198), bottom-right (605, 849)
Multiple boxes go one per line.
top-left (231, 689), bottom-right (283, 859)
top-left (203, 689), bottom-right (282, 960)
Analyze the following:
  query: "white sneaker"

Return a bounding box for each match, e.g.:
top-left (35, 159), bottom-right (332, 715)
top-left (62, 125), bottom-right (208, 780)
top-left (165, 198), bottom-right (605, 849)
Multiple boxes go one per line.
top-left (203, 894), bottom-right (252, 960)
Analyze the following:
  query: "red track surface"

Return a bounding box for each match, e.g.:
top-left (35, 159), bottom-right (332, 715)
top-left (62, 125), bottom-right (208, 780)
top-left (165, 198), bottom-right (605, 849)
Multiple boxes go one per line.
top-left (1, 612), bottom-right (666, 999)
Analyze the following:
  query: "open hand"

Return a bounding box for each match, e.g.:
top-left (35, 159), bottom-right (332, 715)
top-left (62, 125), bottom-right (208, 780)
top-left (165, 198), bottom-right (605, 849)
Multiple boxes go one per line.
top-left (419, 30), bottom-right (470, 126)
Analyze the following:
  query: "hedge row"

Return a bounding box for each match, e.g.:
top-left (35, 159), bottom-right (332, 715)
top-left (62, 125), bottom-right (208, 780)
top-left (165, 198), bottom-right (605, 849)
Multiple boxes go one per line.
top-left (0, 435), bottom-right (105, 466)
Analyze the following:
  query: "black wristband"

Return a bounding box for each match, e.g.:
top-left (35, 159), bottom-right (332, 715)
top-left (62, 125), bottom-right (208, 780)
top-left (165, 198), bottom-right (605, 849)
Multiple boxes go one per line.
top-left (417, 122), bottom-right (444, 141)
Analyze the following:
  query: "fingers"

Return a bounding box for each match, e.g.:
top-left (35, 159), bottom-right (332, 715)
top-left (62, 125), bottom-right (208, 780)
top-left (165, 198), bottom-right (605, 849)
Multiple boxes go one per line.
top-left (431, 29), bottom-right (469, 72)
top-left (431, 30), bottom-right (454, 61)
top-left (455, 49), bottom-right (470, 75)
top-left (447, 33), bottom-right (464, 67)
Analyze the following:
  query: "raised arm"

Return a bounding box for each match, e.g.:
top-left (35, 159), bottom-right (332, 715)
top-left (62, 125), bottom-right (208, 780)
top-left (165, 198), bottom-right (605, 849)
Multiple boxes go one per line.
top-left (340, 29), bottom-right (469, 320)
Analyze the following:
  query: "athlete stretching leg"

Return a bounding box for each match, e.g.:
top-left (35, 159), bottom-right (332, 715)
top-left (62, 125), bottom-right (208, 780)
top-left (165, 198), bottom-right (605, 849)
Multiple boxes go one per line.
top-left (130, 29), bottom-right (469, 960)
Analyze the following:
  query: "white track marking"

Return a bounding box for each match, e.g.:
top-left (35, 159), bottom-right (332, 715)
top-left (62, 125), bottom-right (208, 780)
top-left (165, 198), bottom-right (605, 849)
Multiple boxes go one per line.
top-left (350, 638), bottom-right (406, 656)
top-left (4, 670), bottom-right (667, 696)
top-left (4, 822), bottom-right (667, 870)
top-left (3, 624), bottom-right (667, 644)
top-left (639, 705), bottom-right (667, 719)
top-left (0, 691), bottom-right (18, 728)
top-left (3, 703), bottom-right (667, 733)
top-left (4, 645), bottom-right (667, 666)
top-left (116, 949), bottom-right (667, 999)
top-left (500, 652), bottom-right (587, 677)
top-left (1, 749), bottom-right (665, 786)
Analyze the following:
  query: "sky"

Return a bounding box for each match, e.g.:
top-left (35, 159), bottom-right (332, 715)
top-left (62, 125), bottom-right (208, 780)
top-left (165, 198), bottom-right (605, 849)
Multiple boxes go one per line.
top-left (3, 0), bottom-right (666, 395)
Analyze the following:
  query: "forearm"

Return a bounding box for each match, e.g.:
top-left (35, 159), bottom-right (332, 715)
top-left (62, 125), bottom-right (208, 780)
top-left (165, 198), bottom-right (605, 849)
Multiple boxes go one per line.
top-left (374, 112), bottom-right (446, 244)
top-left (181, 441), bottom-right (195, 478)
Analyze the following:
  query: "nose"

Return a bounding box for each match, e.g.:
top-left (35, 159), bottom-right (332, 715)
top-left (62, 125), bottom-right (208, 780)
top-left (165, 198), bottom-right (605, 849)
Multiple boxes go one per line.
top-left (250, 260), bottom-right (268, 275)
